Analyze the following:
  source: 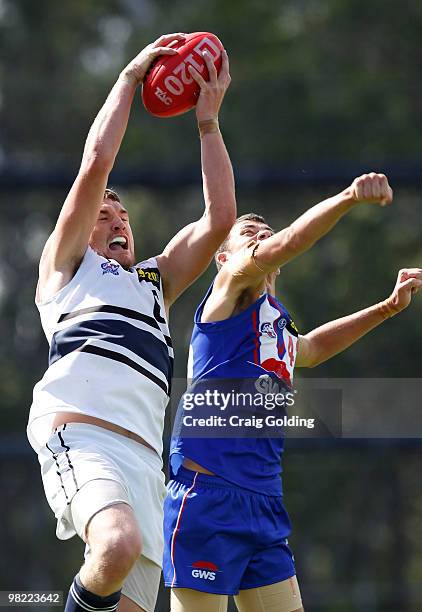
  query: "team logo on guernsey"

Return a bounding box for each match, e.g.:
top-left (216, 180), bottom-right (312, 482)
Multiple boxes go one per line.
top-left (260, 322), bottom-right (277, 338)
top-left (101, 262), bottom-right (120, 276)
top-left (191, 560), bottom-right (219, 581)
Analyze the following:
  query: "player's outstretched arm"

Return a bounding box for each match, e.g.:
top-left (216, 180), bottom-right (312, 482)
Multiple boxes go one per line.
top-left (251, 173), bottom-right (393, 274)
top-left (38, 34), bottom-right (185, 300)
top-left (296, 268), bottom-right (422, 367)
top-left (157, 50), bottom-right (236, 308)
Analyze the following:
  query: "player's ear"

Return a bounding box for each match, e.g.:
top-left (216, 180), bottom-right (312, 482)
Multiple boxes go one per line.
top-left (216, 251), bottom-right (229, 267)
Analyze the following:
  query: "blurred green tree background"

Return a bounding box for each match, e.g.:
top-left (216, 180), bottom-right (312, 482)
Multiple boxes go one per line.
top-left (1, 1), bottom-right (421, 610)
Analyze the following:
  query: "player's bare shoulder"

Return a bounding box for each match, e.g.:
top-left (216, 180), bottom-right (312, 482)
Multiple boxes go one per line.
top-left (36, 232), bottom-right (83, 303)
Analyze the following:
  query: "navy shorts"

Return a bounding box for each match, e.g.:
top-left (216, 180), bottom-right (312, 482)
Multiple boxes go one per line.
top-left (163, 466), bottom-right (296, 595)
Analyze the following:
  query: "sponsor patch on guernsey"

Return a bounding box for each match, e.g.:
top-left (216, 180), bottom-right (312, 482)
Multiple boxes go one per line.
top-left (287, 319), bottom-right (299, 336)
top-left (136, 267), bottom-right (161, 289)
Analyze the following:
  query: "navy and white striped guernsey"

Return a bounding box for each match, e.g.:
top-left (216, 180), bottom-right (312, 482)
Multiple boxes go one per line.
top-left (28, 247), bottom-right (173, 456)
top-left (169, 284), bottom-right (299, 496)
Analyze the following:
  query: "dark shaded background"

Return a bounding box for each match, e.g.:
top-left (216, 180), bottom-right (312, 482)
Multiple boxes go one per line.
top-left (1, 1), bottom-right (421, 610)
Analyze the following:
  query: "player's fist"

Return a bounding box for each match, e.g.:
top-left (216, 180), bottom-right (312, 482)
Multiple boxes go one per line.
top-left (384, 268), bottom-right (422, 315)
top-left (350, 173), bottom-right (393, 206)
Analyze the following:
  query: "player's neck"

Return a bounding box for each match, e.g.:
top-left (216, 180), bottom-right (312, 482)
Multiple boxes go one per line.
top-left (264, 275), bottom-right (276, 296)
top-left (254, 275), bottom-right (275, 297)
top-left (232, 276), bottom-right (276, 317)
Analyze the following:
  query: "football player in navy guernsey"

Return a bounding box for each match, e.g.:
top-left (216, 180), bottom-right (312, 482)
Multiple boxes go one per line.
top-left (163, 173), bottom-right (422, 612)
top-left (27, 34), bottom-right (235, 612)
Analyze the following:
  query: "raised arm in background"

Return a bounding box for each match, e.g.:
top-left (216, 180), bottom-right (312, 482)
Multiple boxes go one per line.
top-left (202, 173), bottom-right (393, 321)
top-left (242, 173), bottom-right (392, 280)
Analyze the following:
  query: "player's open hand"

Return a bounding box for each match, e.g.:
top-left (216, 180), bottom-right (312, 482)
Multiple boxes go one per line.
top-left (384, 268), bottom-right (422, 314)
top-left (122, 33), bottom-right (186, 85)
top-left (350, 173), bottom-right (393, 207)
top-left (189, 49), bottom-right (231, 122)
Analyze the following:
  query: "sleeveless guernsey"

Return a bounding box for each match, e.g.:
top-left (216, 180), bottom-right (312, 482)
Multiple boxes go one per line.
top-left (28, 247), bottom-right (173, 455)
top-left (170, 285), bottom-right (299, 496)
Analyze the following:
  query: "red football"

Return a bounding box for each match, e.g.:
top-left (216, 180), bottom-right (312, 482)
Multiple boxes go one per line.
top-left (142, 32), bottom-right (224, 118)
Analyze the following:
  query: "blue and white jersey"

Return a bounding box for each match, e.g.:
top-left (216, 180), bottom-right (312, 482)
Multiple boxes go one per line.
top-left (28, 247), bottom-right (173, 456)
top-left (170, 285), bottom-right (299, 496)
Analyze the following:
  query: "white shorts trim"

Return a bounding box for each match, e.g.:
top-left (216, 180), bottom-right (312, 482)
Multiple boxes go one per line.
top-left (70, 478), bottom-right (130, 541)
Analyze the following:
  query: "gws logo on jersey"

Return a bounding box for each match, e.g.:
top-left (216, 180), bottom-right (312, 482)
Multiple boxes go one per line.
top-left (191, 560), bottom-right (219, 581)
top-left (260, 322), bottom-right (277, 338)
top-left (101, 262), bottom-right (120, 276)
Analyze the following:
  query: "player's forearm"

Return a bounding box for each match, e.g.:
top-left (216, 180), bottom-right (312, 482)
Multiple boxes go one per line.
top-left (200, 130), bottom-right (236, 229)
top-left (303, 300), bottom-right (395, 367)
top-left (81, 72), bottom-right (138, 172)
top-left (256, 188), bottom-right (357, 270)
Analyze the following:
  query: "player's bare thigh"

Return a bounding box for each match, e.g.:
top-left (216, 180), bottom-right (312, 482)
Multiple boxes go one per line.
top-left (171, 589), bottom-right (228, 612)
top-left (170, 576), bottom-right (304, 612)
top-left (235, 576), bottom-right (303, 612)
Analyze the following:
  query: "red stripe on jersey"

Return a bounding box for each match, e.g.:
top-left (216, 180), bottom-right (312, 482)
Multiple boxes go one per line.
top-left (267, 295), bottom-right (286, 358)
top-left (251, 310), bottom-right (260, 364)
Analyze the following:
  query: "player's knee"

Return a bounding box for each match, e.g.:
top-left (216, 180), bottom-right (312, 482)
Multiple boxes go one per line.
top-left (98, 527), bottom-right (142, 575)
top-left (88, 505), bottom-right (142, 577)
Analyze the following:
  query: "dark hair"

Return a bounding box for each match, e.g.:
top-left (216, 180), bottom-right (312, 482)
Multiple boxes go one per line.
top-left (215, 213), bottom-right (268, 270)
top-left (104, 188), bottom-right (120, 202)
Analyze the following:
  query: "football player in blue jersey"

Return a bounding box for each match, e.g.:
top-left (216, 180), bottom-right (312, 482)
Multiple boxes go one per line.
top-left (163, 172), bottom-right (422, 612)
top-left (28, 35), bottom-right (236, 612)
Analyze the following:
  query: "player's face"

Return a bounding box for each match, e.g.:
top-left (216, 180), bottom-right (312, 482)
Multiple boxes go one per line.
top-left (227, 220), bottom-right (274, 254)
top-left (89, 198), bottom-right (135, 269)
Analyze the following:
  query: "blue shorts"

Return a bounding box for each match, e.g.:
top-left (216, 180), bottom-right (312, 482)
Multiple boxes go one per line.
top-left (163, 466), bottom-right (296, 595)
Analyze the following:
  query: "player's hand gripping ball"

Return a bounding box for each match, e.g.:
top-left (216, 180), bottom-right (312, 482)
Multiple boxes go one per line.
top-left (142, 32), bottom-right (224, 117)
